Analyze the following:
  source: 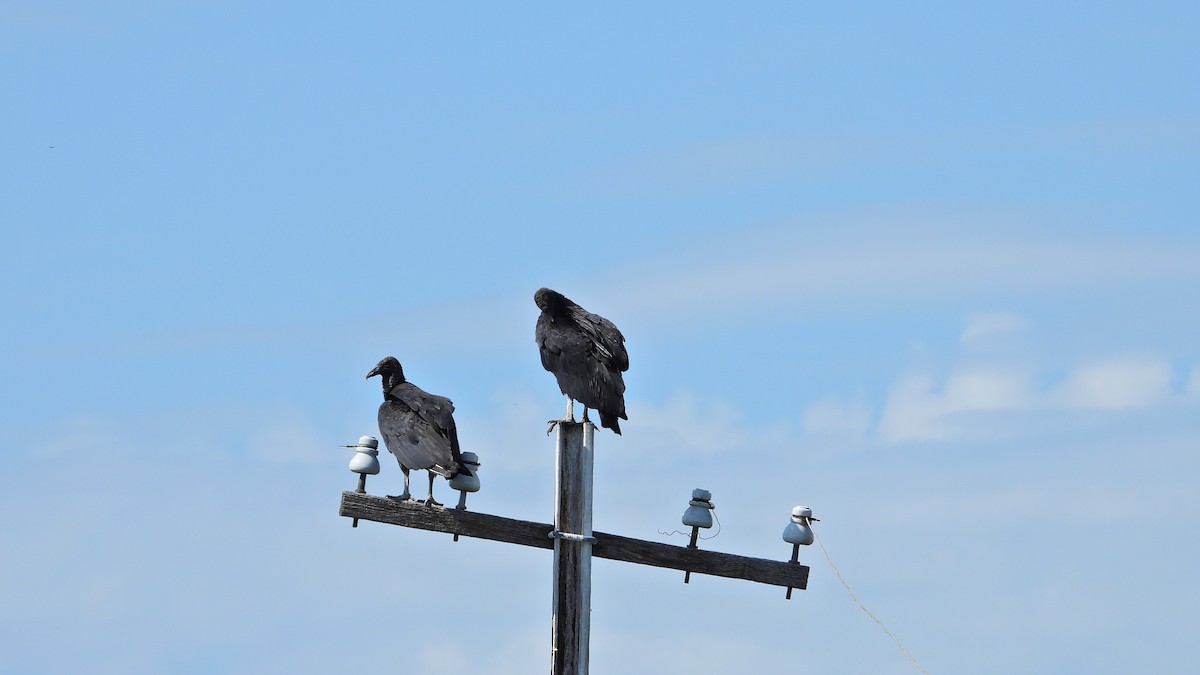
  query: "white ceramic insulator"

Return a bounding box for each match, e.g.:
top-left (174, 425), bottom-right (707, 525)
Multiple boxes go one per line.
top-left (682, 487), bottom-right (715, 528)
top-left (348, 435), bottom-right (381, 475)
top-left (449, 452), bottom-right (481, 492)
top-left (782, 505), bottom-right (815, 545)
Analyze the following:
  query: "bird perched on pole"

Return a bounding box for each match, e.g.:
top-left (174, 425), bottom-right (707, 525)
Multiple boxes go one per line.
top-left (534, 287), bottom-right (629, 434)
top-left (366, 356), bottom-right (469, 505)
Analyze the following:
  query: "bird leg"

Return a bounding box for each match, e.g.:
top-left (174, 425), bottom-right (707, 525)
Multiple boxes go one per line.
top-left (420, 470), bottom-right (442, 507)
top-left (546, 396), bottom-right (578, 435)
top-left (388, 466), bottom-right (413, 501)
top-left (581, 406), bottom-right (591, 424)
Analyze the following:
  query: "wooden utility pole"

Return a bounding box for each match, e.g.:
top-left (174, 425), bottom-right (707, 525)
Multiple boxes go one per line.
top-left (339, 421), bottom-right (809, 675)
top-left (550, 421), bottom-right (593, 675)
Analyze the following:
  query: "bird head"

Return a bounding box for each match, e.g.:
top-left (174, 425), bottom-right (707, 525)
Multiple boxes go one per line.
top-left (366, 356), bottom-right (405, 384)
top-left (534, 287), bottom-right (568, 312)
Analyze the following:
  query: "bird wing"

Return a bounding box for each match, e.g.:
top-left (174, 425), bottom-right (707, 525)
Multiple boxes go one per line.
top-left (571, 306), bottom-right (629, 372)
top-left (378, 382), bottom-right (461, 475)
top-left (536, 313), bottom-right (564, 372)
top-left (537, 311), bottom-right (626, 416)
top-left (537, 313), bottom-right (594, 378)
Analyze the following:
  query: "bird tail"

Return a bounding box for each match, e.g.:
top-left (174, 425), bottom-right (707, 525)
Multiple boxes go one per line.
top-left (445, 416), bottom-right (469, 478)
top-left (599, 411), bottom-right (623, 435)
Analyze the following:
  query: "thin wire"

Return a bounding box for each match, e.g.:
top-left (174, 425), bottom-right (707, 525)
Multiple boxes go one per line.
top-left (700, 508), bottom-right (721, 540)
top-left (656, 507), bottom-right (722, 541)
top-left (812, 526), bottom-right (930, 675)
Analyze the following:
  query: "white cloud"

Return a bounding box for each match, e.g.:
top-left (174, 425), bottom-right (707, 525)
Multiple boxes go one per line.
top-left (591, 211), bottom-right (1200, 325)
top-left (960, 312), bottom-right (1031, 346)
top-left (1048, 360), bottom-right (1172, 410)
top-left (877, 374), bottom-right (947, 443)
top-left (878, 370), bottom-right (1035, 444)
top-left (879, 359), bottom-right (1176, 444)
top-left (614, 391), bottom-right (786, 465)
top-left (942, 369), bottom-right (1034, 412)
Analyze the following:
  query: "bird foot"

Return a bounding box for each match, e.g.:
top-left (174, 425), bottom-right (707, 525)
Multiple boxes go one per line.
top-left (420, 496), bottom-right (443, 507)
top-left (546, 416), bottom-right (577, 436)
top-left (387, 493), bottom-right (413, 502)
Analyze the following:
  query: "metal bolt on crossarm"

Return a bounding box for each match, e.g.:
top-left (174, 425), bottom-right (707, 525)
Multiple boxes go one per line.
top-left (781, 505), bottom-right (817, 599)
top-left (680, 488), bottom-right (715, 583)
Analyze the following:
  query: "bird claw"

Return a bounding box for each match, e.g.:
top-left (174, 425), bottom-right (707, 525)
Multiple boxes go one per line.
top-left (421, 497), bottom-right (442, 507)
top-left (546, 416), bottom-right (578, 436)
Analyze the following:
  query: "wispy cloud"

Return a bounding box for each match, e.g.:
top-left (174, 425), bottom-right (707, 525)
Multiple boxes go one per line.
top-left (878, 358), bottom-right (1177, 444)
top-left (878, 370), bottom-right (1033, 443)
top-left (585, 390), bottom-right (793, 471)
top-left (960, 312), bottom-right (1031, 346)
top-left (1047, 360), bottom-right (1173, 410)
top-left (591, 208), bottom-right (1200, 324)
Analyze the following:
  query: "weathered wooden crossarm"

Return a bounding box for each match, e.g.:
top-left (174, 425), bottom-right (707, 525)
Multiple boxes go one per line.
top-left (340, 490), bottom-right (554, 549)
top-left (340, 491), bottom-right (809, 590)
top-left (592, 531), bottom-right (809, 589)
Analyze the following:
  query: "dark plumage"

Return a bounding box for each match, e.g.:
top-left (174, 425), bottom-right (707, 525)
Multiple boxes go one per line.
top-left (366, 356), bottom-right (468, 505)
top-left (534, 287), bottom-right (629, 434)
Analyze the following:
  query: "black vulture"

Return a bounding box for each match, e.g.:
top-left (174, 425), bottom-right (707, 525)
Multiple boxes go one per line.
top-left (366, 356), bottom-right (469, 505)
top-left (534, 287), bottom-right (629, 434)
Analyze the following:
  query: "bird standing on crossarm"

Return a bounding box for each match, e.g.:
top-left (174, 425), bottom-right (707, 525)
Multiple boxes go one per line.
top-left (534, 287), bottom-right (629, 434)
top-left (366, 356), bottom-right (469, 505)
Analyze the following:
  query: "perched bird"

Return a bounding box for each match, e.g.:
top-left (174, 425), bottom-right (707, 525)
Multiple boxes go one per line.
top-left (534, 287), bottom-right (629, 434)
top-left (366, 356), bottom-right (469, 505)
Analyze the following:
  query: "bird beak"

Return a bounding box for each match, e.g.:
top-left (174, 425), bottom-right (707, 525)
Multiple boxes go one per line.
top-left (366, 365), bottom-right (382, 379)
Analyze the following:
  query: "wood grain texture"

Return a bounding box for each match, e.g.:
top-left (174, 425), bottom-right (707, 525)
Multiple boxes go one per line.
top-left (340, 491), bottom-right (809, 590)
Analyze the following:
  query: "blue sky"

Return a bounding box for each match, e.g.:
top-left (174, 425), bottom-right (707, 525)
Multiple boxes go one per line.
top-left (2, 2), bottom-right (1198, 673)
